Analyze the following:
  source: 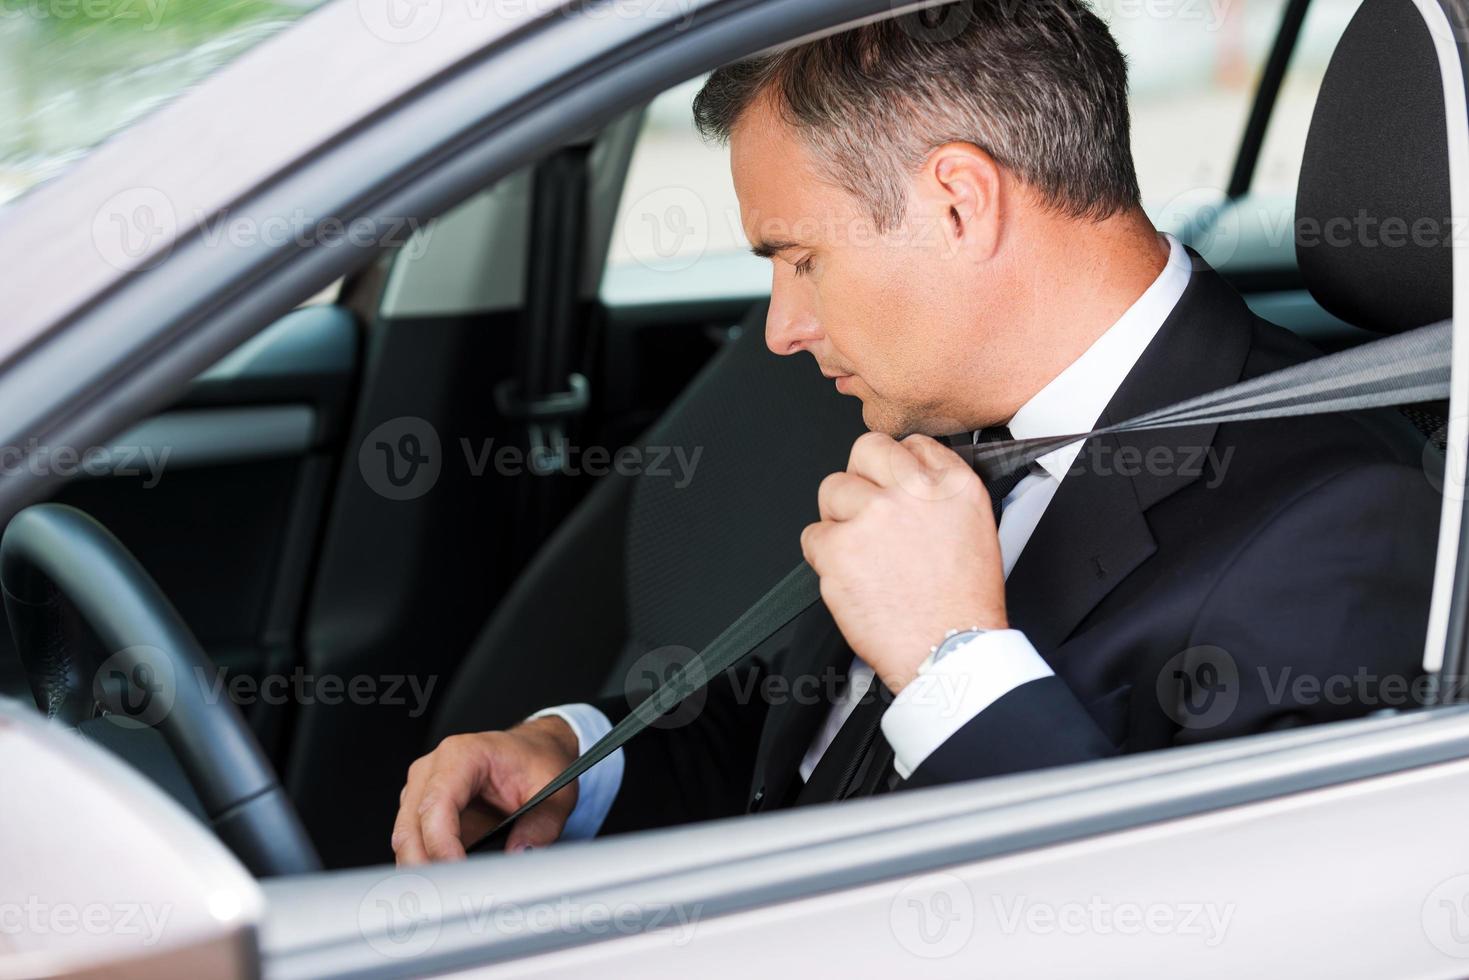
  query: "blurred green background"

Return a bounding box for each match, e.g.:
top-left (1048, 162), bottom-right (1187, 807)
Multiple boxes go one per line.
top-left (0, 0), bottom-right (323, 205)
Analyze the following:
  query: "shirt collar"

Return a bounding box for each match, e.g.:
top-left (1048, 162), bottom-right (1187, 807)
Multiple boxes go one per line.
top-left (999, 233), bottom-right (1192, 482)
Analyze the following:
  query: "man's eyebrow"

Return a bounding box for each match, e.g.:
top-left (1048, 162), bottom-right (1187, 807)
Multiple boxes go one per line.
top-left (749, 238), bottom-right (802, 259)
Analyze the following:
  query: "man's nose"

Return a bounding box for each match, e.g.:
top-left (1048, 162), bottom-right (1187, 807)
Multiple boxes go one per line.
top-left (765, 282), bottom-right (822, 357)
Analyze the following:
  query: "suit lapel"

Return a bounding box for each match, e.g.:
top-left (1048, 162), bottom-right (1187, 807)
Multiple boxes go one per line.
top-left (1004, 255), bottom-right (1256, 653)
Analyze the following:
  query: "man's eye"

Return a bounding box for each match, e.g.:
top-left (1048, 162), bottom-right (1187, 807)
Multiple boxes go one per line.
top-left (793, 256), bottom-right (815, 277)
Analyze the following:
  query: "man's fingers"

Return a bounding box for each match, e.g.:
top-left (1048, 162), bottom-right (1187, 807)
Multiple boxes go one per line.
top-left (504, 793), bottom-right (572, 854)
top-left (845, 431), bottom-right (904, 486)
top-left (418, 746), bottom-right (494, 862)
top-left (817, 471), bottom-right (879, 522)
top-left (901, 433), bottom-right (964, 471)
top-left (391, 762), bottom-right (431, 866)
top-left (800, 520), bottom-right (833, 572)
top-left (894, 433), bottom-right (980, 503)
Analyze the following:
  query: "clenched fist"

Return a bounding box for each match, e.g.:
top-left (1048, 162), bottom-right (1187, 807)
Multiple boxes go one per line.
top-left (391, 715), bottom-right (579, 864)
top-left (800, 432), bottom-right (1008, 693)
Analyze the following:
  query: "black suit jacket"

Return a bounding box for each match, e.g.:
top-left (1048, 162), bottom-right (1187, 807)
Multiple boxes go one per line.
top-left (593, 256), bottom-right (1442, 834)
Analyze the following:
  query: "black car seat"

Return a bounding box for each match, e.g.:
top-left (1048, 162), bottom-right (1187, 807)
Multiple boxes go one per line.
top-left (1294, 0), bottom-right (1457, 445)
top-left (430, 304), bottom-right (866, 741)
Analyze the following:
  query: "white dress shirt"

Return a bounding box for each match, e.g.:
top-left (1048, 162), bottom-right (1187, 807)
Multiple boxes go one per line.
top-left (538, 233), bottom-right (1193, 836)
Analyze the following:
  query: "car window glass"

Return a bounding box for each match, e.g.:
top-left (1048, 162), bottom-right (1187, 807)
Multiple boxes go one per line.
top-left (1251, 0), bottom-right (1365, 198)
top-left (0, 0), bottom-right (332, 209)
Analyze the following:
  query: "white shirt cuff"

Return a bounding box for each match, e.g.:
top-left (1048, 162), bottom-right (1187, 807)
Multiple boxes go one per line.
top-left (880, 629), bottom-right (1054, 779)
top-left (528, 703), bottom-right (623, 840)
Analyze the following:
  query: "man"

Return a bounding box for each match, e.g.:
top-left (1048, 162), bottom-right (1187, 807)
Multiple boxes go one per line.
top-left (392, 1), bottom-right (1439, 864)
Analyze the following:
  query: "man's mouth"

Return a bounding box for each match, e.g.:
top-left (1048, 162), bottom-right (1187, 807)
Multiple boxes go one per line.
top-left (823, 371), bottom-right (855, 393)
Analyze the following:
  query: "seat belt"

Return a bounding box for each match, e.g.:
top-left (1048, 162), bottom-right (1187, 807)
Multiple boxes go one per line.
top-left (497, 146), bottom-right (595, 565)
top-left (471, 316), bottom-right (1452, 850)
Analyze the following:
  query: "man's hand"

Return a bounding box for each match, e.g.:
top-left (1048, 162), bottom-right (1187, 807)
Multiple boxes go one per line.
top-left (391, 715), bottom-right (580, 864)
top-left (801, 432), bottom-right (1008, 693)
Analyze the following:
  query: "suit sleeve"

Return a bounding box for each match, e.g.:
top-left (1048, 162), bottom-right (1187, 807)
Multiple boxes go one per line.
top-left (902, 461), bottom-right (1439, 790)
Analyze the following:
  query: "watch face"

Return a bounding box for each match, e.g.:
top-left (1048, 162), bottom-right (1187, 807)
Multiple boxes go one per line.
top-left (933, 629), bottom-right (985, 663)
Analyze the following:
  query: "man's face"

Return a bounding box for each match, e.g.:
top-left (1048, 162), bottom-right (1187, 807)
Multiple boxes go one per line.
top-left (730, 99), bottom-right (997, 437)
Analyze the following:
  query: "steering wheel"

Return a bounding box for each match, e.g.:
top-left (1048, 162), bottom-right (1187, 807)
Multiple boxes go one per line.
top-left (0, 503), bottom-right (319, 877)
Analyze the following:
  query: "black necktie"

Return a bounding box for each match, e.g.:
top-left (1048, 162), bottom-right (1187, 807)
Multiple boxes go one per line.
top-left (974, 425), bottom-right (1029, 523)
top-left (794, 427), bottom-right (1029, 806)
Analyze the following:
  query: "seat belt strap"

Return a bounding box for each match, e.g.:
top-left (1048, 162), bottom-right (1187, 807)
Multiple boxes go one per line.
top-left (475, 317), bottom-right (1451, 848)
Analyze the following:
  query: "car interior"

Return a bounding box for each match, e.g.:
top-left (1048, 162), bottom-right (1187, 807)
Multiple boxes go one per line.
top-left (0, 0), bottom-right (1459, 883)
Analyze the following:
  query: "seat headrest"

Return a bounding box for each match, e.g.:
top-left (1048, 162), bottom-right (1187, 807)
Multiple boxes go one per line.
top-left (1296, 0), bottom-right (1456, 334)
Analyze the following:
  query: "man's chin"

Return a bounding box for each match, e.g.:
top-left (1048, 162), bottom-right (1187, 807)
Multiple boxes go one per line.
top-left (860, 401), bottom-right (968, 440)
top-left (859, 401), bottom-right (917, 438)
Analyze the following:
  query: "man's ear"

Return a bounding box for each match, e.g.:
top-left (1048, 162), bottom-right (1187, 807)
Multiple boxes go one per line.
top-left (917, 141), bottom-right (1003, 261)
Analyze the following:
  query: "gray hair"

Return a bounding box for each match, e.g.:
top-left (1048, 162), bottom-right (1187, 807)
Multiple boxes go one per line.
top-left (692, 0), bottom-right (1140, 231)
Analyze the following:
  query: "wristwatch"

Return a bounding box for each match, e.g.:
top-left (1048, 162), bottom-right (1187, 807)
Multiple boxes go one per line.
top-left (922, 626), bottom-right (992, 672)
